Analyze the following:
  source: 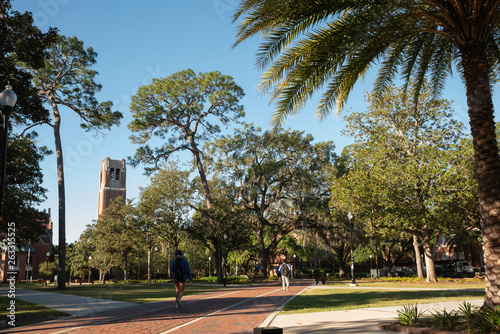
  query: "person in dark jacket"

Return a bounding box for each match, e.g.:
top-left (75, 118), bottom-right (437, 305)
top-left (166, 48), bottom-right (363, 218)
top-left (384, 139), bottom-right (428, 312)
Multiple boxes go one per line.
top-left (170, 249), bottom-right (192, 308)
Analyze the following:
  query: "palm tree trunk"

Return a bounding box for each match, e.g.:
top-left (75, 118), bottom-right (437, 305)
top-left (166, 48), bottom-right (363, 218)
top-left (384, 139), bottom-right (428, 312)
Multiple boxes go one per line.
top-left (51, 100), bottom-right (66, 289)
top-left (461, 42), bottom-right (500, 308)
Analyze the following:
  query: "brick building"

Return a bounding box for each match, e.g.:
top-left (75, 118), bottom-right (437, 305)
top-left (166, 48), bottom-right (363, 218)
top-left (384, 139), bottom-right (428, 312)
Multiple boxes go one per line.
top-left (0, 210), bottom-right (53, 283)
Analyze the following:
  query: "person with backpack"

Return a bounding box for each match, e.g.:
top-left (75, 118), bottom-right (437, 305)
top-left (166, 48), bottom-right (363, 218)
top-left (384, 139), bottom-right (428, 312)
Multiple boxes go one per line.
top-left (280, 261), bottom-right (291, 292)
top-left (170, 250), bottom-right (192, 309)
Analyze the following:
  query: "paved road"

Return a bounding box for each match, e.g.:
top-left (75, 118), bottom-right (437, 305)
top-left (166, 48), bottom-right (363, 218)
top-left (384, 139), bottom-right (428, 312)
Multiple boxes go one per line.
top-left (3, 281), bottom-right (313, 334)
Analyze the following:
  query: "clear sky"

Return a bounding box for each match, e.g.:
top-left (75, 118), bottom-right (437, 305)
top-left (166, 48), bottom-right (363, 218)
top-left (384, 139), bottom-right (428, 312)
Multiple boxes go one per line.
top-left (10, 0), bottom-right (487, 244)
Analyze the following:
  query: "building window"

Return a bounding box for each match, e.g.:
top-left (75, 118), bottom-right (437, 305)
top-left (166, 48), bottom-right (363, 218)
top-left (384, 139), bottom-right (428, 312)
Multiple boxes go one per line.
top-left (111, 168), bottom-right (115, 180)
top-left (115, 168), bottom-right (120, 180)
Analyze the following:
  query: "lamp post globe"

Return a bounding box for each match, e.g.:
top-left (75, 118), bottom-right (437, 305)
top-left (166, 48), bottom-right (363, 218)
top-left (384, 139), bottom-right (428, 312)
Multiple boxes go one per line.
top-left (0, 84), bottom-right (17, 220)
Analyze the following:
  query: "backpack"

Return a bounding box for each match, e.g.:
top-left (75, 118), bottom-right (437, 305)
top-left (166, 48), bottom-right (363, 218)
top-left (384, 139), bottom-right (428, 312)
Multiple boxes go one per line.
top-left (281, 264), bottom-right (290, 277)
top-left (172, 258), bottom-right (184, 281)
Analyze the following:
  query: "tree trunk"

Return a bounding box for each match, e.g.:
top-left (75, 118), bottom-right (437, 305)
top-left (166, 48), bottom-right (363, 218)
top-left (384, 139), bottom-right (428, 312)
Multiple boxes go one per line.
top-left (462, 42), bottom-right (500, 308)
top-left (256, 227), bottom-right (268, 278)
top-left (124, 255), bottom-right (128, 281)
top-left (189, 137), bottom-right (212, 209)
top-left (51, 100), bottom-right (66, 290)
top-left (216, 248), bottom-right (223, 284)
top-left (421, 235), bottom-right (437, 282)
top-left (413, 235), bottom-right (424, 279)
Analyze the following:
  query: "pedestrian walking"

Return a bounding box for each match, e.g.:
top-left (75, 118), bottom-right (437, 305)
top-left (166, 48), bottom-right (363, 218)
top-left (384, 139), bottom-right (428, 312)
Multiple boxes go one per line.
top-left (279, 261), bottom-right (291, 291)
top-left (276, 265), bottom-right (282, 284)
top-left (170, 250), bottom-right (192, 309)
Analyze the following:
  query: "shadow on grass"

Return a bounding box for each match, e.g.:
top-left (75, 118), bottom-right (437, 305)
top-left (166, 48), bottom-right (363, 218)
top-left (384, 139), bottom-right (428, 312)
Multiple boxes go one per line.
top-left (0, 296), bottom-right (71, 328)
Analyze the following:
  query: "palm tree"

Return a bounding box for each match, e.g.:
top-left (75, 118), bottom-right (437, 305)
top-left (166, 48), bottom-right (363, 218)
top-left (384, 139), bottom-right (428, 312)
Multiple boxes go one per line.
top-left (234, 0), bottom-right (500, 308)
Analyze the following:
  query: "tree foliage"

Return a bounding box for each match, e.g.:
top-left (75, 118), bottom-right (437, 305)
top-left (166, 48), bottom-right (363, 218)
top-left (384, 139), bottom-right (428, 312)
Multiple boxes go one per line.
top-left (2, 132), bottom-right (50, 243)
top-left (331, 83), bottom-right (476, 282)
top-left (0, 0), bottom-right (57, 125)
top-left (234, 0), bottom-right (500, 307)
top-left (205, 124), bottom-right (336, 277)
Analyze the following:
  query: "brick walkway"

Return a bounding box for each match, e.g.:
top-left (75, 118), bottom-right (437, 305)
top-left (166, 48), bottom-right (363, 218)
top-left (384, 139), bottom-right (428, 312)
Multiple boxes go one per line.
top-left (5, 280), bottom-right (312, 334)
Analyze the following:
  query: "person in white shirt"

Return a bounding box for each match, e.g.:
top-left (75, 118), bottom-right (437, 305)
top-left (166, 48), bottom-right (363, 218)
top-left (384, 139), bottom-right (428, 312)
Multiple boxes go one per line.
top-left (280, 261), bottom-right (291, 291)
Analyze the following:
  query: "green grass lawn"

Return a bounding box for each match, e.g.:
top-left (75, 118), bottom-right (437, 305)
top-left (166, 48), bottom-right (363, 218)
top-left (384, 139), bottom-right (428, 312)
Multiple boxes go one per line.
top-left (282, 287), bottom-right (485, 314)
top-left (324, 278), bottom-right (485, 289)
top-left (0, 296), bottom-right (70, 328)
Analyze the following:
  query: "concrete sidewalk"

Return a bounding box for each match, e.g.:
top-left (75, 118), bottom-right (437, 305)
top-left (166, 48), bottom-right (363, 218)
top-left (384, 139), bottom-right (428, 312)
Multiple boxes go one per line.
top-left (2, 288), bottom-right (138, 317)
top-left (265, 299), bottom-right (484, 333)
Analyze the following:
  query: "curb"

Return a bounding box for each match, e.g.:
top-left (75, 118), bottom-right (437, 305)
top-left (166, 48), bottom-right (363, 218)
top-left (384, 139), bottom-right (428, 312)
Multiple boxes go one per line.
top-left (259, 284), bottom-right (312, 327)
top-left (378, 322), bottom-right (469, 334)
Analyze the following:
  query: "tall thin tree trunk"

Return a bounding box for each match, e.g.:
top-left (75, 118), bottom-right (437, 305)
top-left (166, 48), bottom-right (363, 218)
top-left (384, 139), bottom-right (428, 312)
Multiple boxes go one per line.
top-left (462, 43), bottom-right (500, 308)
top-left (51, 100), bottom-right (66, 290)
top-left (413, 235), bottom-right (424, 279)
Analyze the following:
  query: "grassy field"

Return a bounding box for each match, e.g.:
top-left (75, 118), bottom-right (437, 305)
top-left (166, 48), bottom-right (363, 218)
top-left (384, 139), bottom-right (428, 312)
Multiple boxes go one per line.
top-left (0, 296), bottom-right (70, 328)
top-left (282, 287), bottom-right (485, 314)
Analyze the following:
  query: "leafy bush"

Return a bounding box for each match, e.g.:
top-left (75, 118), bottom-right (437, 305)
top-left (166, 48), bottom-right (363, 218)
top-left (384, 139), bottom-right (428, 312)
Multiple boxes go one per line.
top-left (397, 304), bottom-right (425, 326)
top-left (431, 308), bottom-right (460, 330)
top-left (470, 306), bottom-right (500, 333)
top-left (458, 301), bottom-right (476, 319)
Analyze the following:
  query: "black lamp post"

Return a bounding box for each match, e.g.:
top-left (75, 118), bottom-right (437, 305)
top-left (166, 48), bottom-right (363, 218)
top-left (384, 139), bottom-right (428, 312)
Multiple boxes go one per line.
top-left (223, 233), bottom-right (227, 287)
top-left (369, 254), bottom-right (373, 278)
top-left (88, 256), bottom-right (92, 284)
top-left (154, 247), bottom-right (158, 283)
top-left (293, 254), bottom-right (296, 279)
top-left (347, 212), bottom-right (356, 286)
top-left (0, 84), bottom-right (17, 221)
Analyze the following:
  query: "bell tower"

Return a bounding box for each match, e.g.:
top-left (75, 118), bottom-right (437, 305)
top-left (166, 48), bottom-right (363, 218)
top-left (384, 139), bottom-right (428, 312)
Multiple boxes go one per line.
top-left (98, 157), bottom-right (126, 216)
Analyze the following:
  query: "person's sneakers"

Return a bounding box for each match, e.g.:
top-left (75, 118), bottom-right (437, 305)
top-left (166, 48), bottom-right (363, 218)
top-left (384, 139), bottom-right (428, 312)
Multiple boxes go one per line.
top-left (176, 298), bottom-right (180, 309)
top-left (286, 286), bottom-right (289, 292)
top-left (178, 298), bottom-right (182, 307)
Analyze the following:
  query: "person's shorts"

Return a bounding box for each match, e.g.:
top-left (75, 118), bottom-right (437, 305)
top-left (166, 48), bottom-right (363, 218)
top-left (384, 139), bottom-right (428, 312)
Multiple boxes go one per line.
top-left (174, 279), bottom-right (186, 283)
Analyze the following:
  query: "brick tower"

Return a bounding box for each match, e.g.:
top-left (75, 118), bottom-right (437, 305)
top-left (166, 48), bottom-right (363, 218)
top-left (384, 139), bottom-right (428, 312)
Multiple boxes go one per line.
top-left (98, 157), bottom-right (126, 216)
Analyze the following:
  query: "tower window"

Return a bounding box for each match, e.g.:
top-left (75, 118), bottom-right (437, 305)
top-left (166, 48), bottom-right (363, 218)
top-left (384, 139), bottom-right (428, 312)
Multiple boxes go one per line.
top-left (115, 168), bottom-right (120, 180)
top-left (111, 168), bottom-right (115, 180)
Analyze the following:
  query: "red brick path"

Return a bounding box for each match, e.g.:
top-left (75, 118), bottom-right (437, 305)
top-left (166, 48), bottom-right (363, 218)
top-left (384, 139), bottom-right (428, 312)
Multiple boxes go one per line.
top-left (4, 280), bottom-right (312, 334)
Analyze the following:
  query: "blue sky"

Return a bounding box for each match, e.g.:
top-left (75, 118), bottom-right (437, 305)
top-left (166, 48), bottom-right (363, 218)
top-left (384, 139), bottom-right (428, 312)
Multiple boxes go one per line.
top-left (10, 0), bottom-right (483, 244)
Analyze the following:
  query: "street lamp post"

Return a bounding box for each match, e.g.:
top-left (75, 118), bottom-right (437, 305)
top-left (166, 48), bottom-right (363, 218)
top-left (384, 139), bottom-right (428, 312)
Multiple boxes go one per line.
top-left (209, 256), bottom-right (211, 277)
top-left (347, 212), bottom-right (356, 286)
top-left (369, 255), bottom-right (373, 278)
top-left (88, 256), bottom-right (92, 285)
top-left (293, 254), bottom-right (296, 279)
top-left (0, 84), bottom-right (17, 220)
top-left (46, 252), bottom-right (50, 286)
top-left (223, 233), bottom-right (227, 287)
top-left (154, 247), bottom-right (158, 283)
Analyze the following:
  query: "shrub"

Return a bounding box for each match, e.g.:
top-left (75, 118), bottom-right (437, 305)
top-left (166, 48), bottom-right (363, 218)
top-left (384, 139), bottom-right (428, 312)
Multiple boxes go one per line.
top-left (431, 308), bottom-right (460, 330)
top-left (458, 301), bottom-right (477, 319)
top-left (470, 306), bottom-right (500, 333)
top-left (397, 304), bottom-right (425, 326)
